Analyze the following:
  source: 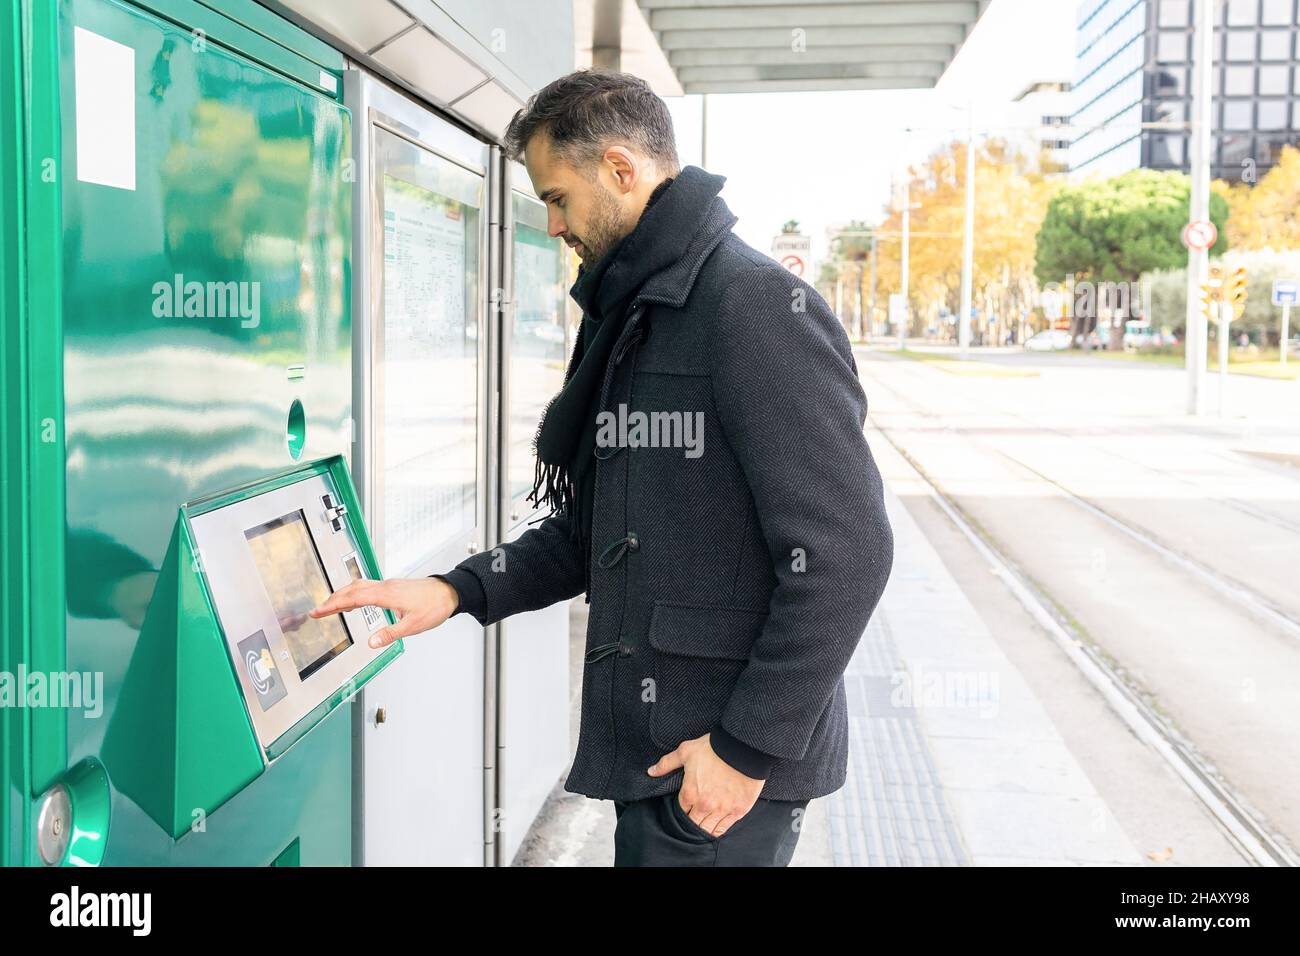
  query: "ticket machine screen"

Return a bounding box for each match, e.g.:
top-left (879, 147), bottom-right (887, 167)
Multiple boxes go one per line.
top-left (245, 510), bottom-right (352, 680)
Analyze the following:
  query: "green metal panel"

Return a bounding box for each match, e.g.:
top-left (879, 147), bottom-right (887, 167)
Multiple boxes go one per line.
top-left (98, 516), bottom-right (266, 840)
top-left (122, 0), bottom-right (343, 98)
top-left (195, 0), bottom-right (344, 71)
top-left (1, 0), bottom-right (30, 870)
top-left (270, 836), bottom-right (300, 866)
top-left (95, 457), bottom-right (399, 841)
top-left (3, 0), bottom-right (360, 865)
top-left (18, 0), bottom-right (71, 865)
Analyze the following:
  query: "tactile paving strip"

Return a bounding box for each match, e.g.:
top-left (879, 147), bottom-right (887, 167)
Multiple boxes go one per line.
top-left (828, 614), bottom-right (969, 866)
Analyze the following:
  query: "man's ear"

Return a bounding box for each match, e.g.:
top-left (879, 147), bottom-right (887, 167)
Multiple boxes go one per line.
top-left (601, 145), bottom-right (641, 195)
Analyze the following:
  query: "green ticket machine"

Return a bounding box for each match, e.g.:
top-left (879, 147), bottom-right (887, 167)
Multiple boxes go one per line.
top-left (2, 0), bottom-right (399, 864)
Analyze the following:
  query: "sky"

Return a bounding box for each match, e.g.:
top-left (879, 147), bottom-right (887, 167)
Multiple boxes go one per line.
top-left (662, 0), bottom-right (1078, 266)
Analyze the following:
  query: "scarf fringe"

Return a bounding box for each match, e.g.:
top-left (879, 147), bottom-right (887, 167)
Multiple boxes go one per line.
top-left (527, 454), bottom-right (571, 519)
top-left (527, 438), bottom-right (581, 545)
top-left (525, 317), bottom-right (590, 545)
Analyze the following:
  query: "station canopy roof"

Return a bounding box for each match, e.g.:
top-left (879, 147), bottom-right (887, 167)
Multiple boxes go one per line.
top-left (268, 0), bottom-right (992, 141)
top-left (635, 0), bottom-right (991, 95)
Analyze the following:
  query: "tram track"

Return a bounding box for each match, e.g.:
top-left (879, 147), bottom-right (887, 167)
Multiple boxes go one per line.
top-left (861, 355), bottom-right (1300, 867)
top-left (877, 350), bottom-right (1300, 536)
top-left (992, 450), bottom-right (1300, 645)
top-left (869, 356), bottom-right (1300, 642)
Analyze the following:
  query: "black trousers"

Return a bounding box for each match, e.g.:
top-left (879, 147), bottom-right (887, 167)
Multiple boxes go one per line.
top-left (612, 791), bottom-right (809, 867)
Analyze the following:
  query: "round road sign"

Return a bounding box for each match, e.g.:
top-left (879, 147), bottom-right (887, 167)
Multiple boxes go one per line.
top-left (1182, 219), bottom-right (1218, 251)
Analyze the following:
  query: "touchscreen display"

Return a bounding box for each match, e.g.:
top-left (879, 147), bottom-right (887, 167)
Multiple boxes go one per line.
top-left (245, 510), bottom-right (352, 680)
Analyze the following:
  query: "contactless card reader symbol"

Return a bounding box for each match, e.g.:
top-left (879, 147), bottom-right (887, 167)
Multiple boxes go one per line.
top-left (248, 648), bottom-right (274, 691)
top-left (238, 630), bottom-right (287, 711)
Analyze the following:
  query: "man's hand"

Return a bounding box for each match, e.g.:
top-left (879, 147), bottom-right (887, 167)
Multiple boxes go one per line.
top-left (309, 577), bottom-right (460, 649)
top-left (646, 733), bottom-right (765, 837)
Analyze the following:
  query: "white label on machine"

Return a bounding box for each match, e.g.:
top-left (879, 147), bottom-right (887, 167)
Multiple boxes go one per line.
top-left (343, 553), bottom-right (385, 632)
top-left (73, 27), bottom-right (136, 191)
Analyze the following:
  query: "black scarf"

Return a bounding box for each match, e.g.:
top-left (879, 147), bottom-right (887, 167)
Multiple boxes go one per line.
top-left (525, 171), bottom-right (692, 579)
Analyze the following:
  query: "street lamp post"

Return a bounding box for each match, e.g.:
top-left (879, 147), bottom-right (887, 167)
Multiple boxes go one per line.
top-left (854, 263), bottom-right (863, 341)
top-left (1185, 0), bottom-right (1214, 415)
top-left (959, 101), bottom-right (975, 360)
top-left (869, 231), bottom-right (877, 339)
top-left (900, 174), bottom-right (910, 352)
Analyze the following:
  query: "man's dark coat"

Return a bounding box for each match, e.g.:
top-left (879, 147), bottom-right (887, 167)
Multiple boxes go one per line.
top-left (448, 165), bottom-right (894, 802)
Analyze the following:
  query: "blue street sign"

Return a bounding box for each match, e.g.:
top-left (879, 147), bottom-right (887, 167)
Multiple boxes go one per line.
top-left (1273, 279), bottom-right (1299, 306)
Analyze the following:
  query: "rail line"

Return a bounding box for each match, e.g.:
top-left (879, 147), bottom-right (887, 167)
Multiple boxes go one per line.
top-left (868, 355), bottom-right (1300, 643)
top-left (861, 355), bottom-right (1300, 867)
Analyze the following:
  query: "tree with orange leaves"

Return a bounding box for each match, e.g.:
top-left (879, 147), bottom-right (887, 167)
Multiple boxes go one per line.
top-left (871, 138), bottom-right (1061, 344)
top-left (1215, 145), bottom-right (1300, 251)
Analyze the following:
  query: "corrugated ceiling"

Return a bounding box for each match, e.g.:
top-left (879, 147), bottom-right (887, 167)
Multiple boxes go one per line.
top-left (638, 0), bottom-right (991, 94)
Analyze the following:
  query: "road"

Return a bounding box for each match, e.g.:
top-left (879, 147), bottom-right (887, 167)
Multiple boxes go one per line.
top-left (859, 344), bottom-right (1300, 864)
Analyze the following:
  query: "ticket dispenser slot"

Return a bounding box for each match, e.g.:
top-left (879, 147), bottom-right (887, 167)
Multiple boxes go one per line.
top-left (100, 456), bottom-right (400, 840)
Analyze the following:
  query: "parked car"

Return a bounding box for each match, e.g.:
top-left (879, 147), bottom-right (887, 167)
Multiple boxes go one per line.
top-left (1123, 321), bottom-right (1156, 350)
top-left (1025, 329), bottom-right (1072, 351)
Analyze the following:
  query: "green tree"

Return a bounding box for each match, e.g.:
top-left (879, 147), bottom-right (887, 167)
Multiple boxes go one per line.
top-left (830, 220), bottom-right (874, 261)
top-left (822, 221), bottom-right (875, 338)
top-left (1034, 169), bottom-right (1229, 286)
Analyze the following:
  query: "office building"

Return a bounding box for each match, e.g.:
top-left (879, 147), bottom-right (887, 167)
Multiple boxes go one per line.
top-left (1069, 0), bottom-right (1300, 182)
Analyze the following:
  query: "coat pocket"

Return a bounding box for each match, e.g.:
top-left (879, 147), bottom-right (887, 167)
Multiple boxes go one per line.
top-left (647, 602), bottom-right (768, 751)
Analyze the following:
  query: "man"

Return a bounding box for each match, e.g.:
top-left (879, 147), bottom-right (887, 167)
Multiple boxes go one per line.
top-left (312, 70), bottom-right (894, 867)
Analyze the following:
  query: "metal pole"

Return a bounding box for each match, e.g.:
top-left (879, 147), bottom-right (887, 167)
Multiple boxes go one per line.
top-left (1185, 0), bottom-right (1213, 415)
top-left (900, 176), bottom-right (910, 351)
top-left (1282, 303), bottom-right (1290, 367)
top-left (869, 233), bottom-right (877, 338)
top-left (700, 93), bottom-right (708, 169)
top-left (959, 101), bottom-right (975, 360)
top-left (1218, 302), bottom-right (1229, 416)
top-left (854, 266), bottom-right (863, 341)
top-left (591, 0), bottom-right (623, 70)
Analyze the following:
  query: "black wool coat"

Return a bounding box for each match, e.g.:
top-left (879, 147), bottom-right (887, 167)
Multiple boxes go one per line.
top-left (447, 166), bottom-right (894, 802)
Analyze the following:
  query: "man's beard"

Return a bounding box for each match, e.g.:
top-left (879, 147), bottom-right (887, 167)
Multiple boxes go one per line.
top-left (574, 181), bottom-right (628, 263)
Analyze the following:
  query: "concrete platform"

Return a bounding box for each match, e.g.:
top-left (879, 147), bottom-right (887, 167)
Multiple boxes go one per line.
top-left (826, 482), bottom-right (1142, 866)
top-left (513, 472), bottom-right (1144, 867)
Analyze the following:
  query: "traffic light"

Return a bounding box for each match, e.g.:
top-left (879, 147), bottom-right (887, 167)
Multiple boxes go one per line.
top-left (1226, 266), bottom-right (1248, 319)
top-left (1198, 283), bottom-right (1218, 325)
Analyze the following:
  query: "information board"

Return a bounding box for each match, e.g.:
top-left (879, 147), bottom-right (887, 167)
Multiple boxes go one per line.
top-left (376, 140), bottom-right (481, 572)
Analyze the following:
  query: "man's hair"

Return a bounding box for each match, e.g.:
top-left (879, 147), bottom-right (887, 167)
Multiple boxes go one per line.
top-left (503, 70), bottom-right (679, 174)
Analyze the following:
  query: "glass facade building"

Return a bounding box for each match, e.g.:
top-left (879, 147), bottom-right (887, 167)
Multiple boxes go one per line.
top-left (1070, 0), bottom-right (1147, 176)
top-left (1069, 0), bottom-right (1300, 181)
